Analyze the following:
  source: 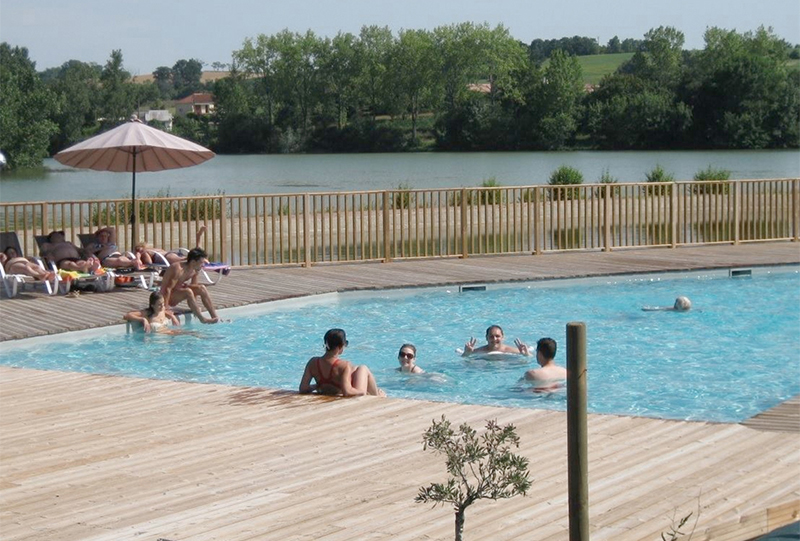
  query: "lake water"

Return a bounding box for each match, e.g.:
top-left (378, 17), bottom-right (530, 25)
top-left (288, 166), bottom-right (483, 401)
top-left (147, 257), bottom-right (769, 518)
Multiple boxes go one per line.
top-left (0, 149), bottom-right (798, 203)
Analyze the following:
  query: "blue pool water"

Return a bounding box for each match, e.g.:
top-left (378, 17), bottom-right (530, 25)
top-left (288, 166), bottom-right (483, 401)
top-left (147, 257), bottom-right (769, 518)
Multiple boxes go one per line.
top-left (2, 267), bottom-right (798, 423)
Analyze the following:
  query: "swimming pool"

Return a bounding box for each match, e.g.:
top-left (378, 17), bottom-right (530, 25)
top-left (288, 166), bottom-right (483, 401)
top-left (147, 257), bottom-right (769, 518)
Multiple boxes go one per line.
top-left (2, 267), bottom-right (798, 423)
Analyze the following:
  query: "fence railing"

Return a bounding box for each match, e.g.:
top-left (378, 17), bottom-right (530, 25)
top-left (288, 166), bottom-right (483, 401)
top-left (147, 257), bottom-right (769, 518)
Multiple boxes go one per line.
top-left (1, 179), bottom-right (797, 266)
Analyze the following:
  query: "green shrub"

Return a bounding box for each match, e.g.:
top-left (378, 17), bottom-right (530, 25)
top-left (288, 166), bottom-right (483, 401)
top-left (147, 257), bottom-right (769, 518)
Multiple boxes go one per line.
top-left (644, 164), bottom-right (674, 196)
top-left (393, 183), bottom-right (415, 209)
top-left (692, 166), bottom-right (731, 194)
top-left (416, 416), bottom-right (531, 541)
top-left (478, 177), bottom-right (503, 204)
top-left (548, 165), bottom-right (584, 200)
top-left (596, 167), bottom-right (620, 196)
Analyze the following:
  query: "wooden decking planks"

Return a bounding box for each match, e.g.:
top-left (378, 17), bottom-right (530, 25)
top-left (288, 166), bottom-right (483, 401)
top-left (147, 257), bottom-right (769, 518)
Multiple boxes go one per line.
top-left (0, 366), bottom-right (798, 541)
top-left (742, 395), bottom-right (800, 433)
top-left (1, 242), bottom-right (799, 540)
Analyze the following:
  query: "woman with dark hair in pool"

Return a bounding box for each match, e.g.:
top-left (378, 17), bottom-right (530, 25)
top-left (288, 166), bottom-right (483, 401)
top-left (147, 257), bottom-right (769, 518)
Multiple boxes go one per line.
top-left (299, 328), bottom-right (385, 397)
top-left (397, 343), bottom-right (424, 373)
top-left (124, 291), bottom-right (182, 334)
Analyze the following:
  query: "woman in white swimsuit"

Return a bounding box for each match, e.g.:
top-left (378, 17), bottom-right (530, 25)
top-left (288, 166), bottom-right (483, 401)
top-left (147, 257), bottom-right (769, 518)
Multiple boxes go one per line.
top-left (124, 291), bottom-right (181, 334)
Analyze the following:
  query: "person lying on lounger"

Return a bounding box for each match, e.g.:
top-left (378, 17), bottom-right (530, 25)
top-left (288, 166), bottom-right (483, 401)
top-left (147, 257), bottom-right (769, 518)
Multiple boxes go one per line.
top-left (299, 328), bottom-right (385, 397)
top-left (84, 227), bottom-right (142, 270)
top-left (462, 325), bottom-right (531, 357)
top-left (40, 230), bottom-right (101, 274)
top-left (1, 247), bottom-right (57, 281)
top-left (134, 226), bottom-right (208, 266)
top-left (124, 291), bottom-right (182, 334)
top-left (159, 247), bottom-right (220, 324)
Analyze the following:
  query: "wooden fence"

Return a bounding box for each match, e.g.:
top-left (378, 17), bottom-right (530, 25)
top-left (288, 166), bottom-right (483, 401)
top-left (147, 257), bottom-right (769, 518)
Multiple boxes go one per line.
top-left (1, 179), bottom-right (797, 267)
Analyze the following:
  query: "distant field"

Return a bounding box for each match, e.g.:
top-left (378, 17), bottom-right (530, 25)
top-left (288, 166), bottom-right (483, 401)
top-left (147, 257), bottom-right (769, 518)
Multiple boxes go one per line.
top-left (576, 53), bottom-right (634, 85)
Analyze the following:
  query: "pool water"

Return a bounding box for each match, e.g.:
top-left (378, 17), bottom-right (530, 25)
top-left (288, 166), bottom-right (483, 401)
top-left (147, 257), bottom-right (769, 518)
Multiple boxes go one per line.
top-left (2, 268), bottom-right (798, 423)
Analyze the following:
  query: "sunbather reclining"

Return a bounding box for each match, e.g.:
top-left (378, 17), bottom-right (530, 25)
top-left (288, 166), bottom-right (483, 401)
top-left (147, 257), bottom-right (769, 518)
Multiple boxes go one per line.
top-left (84, 227), bottom-right (142, 270)
top-left (1, 247), bottom-right (57, 281)
top-left (40, 230), bottom-right (101, 273)
top-left (134, 226), bottom-right (207, 266)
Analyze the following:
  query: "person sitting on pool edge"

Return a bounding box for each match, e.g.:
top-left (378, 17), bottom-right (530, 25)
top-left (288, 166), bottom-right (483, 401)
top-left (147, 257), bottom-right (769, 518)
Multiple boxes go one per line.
top-left (642, 296), bottom-right (692, 312)
top-left (522, 337), bottom-right (567, 392)
top-left (397, 343), bottom-right (424, 373)
top-left (160, 247), bottom-right (220, 324)
top-left (462, 325), bottom-right (531, 357)
top-left (299, 328), bottom-right (385, 397)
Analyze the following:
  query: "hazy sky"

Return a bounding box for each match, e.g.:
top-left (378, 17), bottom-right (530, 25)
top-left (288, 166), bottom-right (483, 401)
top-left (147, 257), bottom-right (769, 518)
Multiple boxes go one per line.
top-left (2, 0), bottom-right (798, 75)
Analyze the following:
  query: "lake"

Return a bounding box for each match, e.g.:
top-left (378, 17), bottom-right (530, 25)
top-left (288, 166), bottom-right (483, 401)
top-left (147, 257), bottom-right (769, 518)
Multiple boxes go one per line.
top-left (1, 149), bottom-right (798, 203)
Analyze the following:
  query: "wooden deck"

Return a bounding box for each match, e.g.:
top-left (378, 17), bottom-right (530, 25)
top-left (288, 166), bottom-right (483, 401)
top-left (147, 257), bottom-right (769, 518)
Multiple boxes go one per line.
top-left (1, 243), bottom-right (799, 540)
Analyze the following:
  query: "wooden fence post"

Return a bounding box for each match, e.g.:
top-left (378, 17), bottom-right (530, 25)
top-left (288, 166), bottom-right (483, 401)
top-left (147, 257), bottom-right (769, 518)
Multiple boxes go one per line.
top-left (220, 195), bottom-right (228, 264)
top-left (461, 188), bottom-right (468, 258)
top-left (383, 191), bottom-right (391, 262)
top-left (603, 184), bottom-right (612, 252)
top-left (794, 179), bottom-right (799, 242)
top-left (567, 321), bottom-right (589, 541)
top-left (670, 183), bottom-right (678, 248)
top-left (733, 181), bottom-right (740, 245)
top-left (534, 187), bottom-right (541, 255)
top-left (303, 193), bottom-right (312, 267)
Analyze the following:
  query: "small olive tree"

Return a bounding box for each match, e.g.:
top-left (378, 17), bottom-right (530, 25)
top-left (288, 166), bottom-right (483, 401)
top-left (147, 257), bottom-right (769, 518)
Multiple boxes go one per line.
top-left (416, 416), bottom-right (531, 541)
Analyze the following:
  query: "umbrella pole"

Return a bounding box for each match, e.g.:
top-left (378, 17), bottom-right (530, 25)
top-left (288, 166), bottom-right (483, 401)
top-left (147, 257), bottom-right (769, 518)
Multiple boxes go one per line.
top-left (131, 151), bottom-right (137, 248)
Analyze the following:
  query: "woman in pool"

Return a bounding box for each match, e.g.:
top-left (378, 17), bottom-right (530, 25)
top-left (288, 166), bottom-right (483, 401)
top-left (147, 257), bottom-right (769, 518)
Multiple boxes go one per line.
top-left (124, 291), bottom-right (182, 334)
top-left (397, 343), bottom-right (424, 373)
top-left (299, 328), bottom-right (385, 397)
top-left (462, 325), bottom-right (531, 357)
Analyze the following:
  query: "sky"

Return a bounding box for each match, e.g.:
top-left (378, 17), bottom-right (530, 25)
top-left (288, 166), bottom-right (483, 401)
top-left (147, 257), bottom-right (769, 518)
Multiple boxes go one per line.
top-left (1, 0), bottom-right (798, 75)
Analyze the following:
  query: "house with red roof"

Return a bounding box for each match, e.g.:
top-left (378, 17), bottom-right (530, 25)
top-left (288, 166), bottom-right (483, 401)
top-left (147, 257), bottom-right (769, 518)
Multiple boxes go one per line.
top-left (175, 93), bottom-right (215, 117)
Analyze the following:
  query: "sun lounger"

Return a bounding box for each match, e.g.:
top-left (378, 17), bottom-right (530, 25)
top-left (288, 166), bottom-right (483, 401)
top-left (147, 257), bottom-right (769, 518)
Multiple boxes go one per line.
top-left (34, 234), bottom-right (117, 293)
top-left (77, 232), bottom-right (158, 289)
top-left (0, 232), bottom-right (59, 297)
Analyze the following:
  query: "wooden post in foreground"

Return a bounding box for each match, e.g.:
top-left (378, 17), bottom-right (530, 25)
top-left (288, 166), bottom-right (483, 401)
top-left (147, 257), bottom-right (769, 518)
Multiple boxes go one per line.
top-left (567, 321), bottom-right (589, 541)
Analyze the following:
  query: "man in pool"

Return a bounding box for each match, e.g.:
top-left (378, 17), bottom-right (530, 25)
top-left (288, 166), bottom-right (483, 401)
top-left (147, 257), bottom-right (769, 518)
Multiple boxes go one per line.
top-left (522, 337), bottom-right (566, 392)
top-left (160, 247), bottom-right (220, 324)
top-left (462, 325), bottom-right (531, 357)
top-left (642, 296), bottom-right (692, 312)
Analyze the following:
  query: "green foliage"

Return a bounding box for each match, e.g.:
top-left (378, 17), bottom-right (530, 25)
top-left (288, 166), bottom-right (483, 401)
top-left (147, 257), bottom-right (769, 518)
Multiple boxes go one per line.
top-left (478, 177), bottom-right (503, 204)
top-left (645, 164), bottom-right (674, 195)
top-left (87, 190), bottom-right (224, 225)
top-left (393, 183), bottom-right (415, 209)
top-left (548, 165), bottom-right (584, 200)
top-left (692, 166), bottom-right (731, 194)
top-left (598, 167), bottom-right (618, 184)
top-left (687, 26), bottom-right (799, 149)
top-left (661, 511), bottom-right (693, 541)
top-left (416, 416), bottom-right (531, 541)
top-left (0, 43), bottom-right (59, 170)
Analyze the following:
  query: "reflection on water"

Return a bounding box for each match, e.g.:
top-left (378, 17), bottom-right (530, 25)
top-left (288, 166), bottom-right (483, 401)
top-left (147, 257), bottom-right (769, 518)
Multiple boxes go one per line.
top-left (1, 149), bottom-right (798, 203)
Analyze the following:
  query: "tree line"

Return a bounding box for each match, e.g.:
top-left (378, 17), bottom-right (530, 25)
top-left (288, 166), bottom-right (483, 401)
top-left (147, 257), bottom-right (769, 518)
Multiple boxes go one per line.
top-left (0, 23), bottom-right (798, 170)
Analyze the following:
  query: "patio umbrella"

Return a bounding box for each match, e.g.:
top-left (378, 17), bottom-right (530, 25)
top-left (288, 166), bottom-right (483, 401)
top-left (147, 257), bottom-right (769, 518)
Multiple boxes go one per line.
top-left (54, 115), bottom-right (215, 246)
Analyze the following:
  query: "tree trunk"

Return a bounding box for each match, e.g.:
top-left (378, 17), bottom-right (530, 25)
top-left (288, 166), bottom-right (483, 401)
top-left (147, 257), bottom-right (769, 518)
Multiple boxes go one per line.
top-left (455, 508), bottom-right (465, 541)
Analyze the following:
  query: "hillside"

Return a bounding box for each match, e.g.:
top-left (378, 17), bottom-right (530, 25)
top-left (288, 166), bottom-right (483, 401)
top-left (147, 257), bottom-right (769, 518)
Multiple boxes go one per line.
top-left (575, 53), bottom-right (634, 85)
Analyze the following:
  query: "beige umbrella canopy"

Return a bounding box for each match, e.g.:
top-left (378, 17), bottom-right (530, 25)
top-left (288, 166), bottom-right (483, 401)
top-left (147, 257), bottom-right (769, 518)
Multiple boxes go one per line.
top-left (54, 116), bottom-right (215, 245)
